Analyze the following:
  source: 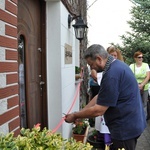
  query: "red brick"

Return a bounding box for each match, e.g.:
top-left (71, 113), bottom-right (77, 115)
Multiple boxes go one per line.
top-left (0, 85), bottom-right (18, 99)
top-left (13, 127), bottom-right (21, 137)
top-left (6, 0), bottom-right (17, 15)
top-left (0, 106), bottom-right (19, 126)
top-left (9, 117), bottom-right (20, 131)
top-left (5, 25), bottom-right (17, 38)
top-left (0, 62), bottom-right (18, 73)
top-left (11, 0), bottom-right (18, 5)
top-left (8, 96), bottom-right (19, 108)
top-left (7, 73), bottom-right (18, 84)
top-left (0, 36), bottom-right (17, 49)
top-left (0, 9), bottom-right (17, 26)
top-left (6, 49), bottom-right (18, 60)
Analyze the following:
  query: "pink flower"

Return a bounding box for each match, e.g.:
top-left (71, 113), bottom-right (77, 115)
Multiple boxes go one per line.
top-left (34, 123), bottom-right (41, 129)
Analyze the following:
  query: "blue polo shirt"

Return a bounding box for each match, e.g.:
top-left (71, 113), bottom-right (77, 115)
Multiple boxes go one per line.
top-left (97, 59), bottom-right (146, 140)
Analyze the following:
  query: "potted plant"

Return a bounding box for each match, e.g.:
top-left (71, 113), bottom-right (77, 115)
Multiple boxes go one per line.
top-left (75, 66), bottom-right (81, 80)
top-left (0, 123), bottom-right (92, 149)
top-left (87, 129), bottom-right (105, 149)
top-left (72, 119), bottom-right (89, 143)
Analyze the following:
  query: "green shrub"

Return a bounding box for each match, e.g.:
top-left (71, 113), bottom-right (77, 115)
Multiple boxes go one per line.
top-left (0, 124), bottom-right (92, 150)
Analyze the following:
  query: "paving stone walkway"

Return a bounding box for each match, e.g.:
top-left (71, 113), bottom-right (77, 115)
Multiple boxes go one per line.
top-left (136, 119), bottom-right (150, 150)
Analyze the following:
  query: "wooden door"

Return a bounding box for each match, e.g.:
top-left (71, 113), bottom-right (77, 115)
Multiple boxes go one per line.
top-left (18, 0), bottom-right (47, 129)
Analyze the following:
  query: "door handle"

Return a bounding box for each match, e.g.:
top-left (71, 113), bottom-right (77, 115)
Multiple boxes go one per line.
top-left (40, 81), bottom-right (45, 85)
top-left (39, 81), bottom-right (45, 96)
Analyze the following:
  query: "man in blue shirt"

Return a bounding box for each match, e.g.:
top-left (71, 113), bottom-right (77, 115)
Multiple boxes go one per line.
top-left (65, 44), bottom-right (146, 150)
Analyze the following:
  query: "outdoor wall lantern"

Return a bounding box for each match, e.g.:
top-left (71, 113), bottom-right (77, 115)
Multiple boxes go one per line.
top-left (68, 14), bottom-right (88, 42)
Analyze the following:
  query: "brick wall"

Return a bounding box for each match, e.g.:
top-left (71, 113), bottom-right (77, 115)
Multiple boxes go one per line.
top-left (0, 0), bottom-right (20, 136)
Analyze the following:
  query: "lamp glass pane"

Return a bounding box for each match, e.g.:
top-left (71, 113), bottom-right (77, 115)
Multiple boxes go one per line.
top-left (75, 27), bottom-right (85, 40)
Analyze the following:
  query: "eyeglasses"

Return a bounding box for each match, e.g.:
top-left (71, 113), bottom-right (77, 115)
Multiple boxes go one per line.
top-left (137, 56), bottom-right (143, 59)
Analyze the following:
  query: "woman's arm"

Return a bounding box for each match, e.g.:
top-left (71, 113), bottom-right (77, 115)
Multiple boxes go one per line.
top-left (139, 71), bottom-right (150, 89)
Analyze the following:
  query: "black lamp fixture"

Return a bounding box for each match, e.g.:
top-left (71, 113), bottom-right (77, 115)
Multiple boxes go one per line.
top-left (68, 14), bottom-right (88, 42)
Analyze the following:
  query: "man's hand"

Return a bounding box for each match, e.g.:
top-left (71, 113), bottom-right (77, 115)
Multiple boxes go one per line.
top-left (65, 113), bottom-right (76, 123)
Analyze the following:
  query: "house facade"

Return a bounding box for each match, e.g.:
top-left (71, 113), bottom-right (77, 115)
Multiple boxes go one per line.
top-left (0, 0), bottom-right (88, 139)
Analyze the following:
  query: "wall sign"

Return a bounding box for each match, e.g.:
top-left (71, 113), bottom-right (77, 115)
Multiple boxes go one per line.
top-left (65, 43), bottom-right (72, 64)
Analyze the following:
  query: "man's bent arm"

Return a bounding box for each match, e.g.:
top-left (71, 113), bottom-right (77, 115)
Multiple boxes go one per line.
top-left (65, 104), bottom-right (108, 123)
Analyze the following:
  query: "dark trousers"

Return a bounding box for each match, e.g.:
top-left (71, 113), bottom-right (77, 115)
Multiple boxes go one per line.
top-left (111, 136), bottom-right (139, 150)
top-left (147, 95), bottom-right (150, 120)
top-left (89, 86), bottom-right (100, 127)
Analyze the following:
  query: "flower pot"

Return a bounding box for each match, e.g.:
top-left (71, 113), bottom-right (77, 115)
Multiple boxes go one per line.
top-left (73, 126), bottom-right (89, 143)
top-left (75, 74), bottom-right (81, 80)
top-left (87, 134), bottom-right (105, 149)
